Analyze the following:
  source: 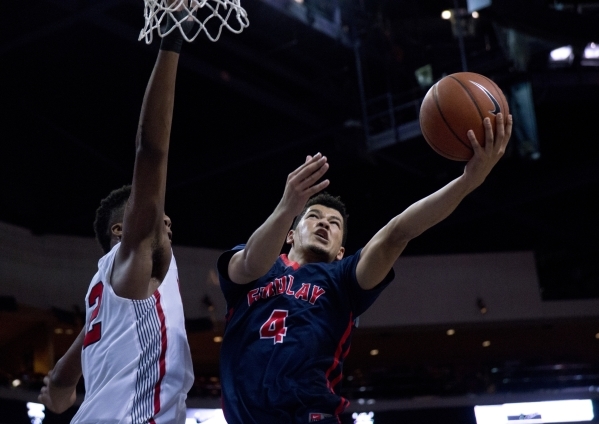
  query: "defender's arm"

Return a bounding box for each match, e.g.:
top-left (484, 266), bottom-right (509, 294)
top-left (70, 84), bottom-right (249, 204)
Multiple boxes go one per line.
top-left (38, 328), bottom-right (84, 413)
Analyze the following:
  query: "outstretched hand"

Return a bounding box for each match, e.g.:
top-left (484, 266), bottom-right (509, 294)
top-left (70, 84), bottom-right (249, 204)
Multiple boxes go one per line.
top-left (38, 370), bottom-right (77, 414)
top-left (278, 153), bottom-right (330, 217)
top-left (464, 112), bottom-right (513, 186)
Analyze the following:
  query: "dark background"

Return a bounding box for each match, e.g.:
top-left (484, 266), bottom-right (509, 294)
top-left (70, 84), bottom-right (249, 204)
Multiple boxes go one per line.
top-left (3, 0), bottom-right (599, 417)
top-left (3, 0), bottom-right (599, 302)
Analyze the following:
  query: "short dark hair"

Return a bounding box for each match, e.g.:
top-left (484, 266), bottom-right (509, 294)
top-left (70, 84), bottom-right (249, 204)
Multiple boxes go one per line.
top-left (292, 192), bottom-right (348, 246)
top-left (93, 185), bottom-right (131, 254)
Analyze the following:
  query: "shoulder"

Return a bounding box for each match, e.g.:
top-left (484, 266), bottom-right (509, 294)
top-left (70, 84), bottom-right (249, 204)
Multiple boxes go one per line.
top-left (97, 243), bottom-right (120, 269)
top-left (331, 248), bottom-right (363, 270)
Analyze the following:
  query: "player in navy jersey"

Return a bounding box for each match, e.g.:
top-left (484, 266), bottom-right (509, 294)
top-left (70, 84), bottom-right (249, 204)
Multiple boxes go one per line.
top-left (218, 113), bottom-right (512, 424)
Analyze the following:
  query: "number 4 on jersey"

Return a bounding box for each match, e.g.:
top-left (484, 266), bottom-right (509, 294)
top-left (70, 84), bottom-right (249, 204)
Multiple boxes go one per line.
top-left (260, 309), bottom-right (288, 344)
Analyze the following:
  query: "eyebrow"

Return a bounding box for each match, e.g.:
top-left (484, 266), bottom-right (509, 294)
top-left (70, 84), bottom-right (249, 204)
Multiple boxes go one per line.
top-left (329, 216), bottom-right (342, 224)
top-left (308, 209), bottom-right (342, 222)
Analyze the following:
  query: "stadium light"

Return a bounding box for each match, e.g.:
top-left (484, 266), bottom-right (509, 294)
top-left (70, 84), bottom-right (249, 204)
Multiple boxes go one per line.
top-left (549, 46), bottom-right (574, 62)
top-left (582, 42), bottom-right (599, 66)
top-left (475, 399), bottom-right (594, 424)
top-left (549, 45), bottom-right (574, 64)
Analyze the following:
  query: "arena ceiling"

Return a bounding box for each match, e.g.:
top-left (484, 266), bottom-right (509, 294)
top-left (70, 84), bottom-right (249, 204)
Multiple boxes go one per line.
top-left (2, 0), bottom-right (599, 301)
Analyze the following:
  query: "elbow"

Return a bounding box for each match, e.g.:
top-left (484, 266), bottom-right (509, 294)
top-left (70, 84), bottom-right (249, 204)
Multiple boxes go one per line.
top-left (237, 250), bottom-right (271, 282)
top-left (135, 125), bottom-right (170, 155)
top-left (135, 137), bottom-right (168, 158)
top-left (387, 225), bottom-right (420, 246)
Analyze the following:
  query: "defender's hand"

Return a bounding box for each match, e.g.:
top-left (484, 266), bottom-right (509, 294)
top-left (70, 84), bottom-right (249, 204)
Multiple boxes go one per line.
top-left (38, 371), bottom-right (77, 414)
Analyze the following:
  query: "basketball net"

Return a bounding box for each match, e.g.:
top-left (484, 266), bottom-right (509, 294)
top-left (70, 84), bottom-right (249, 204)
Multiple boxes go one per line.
top-left (139, 0), bottom-right (249, 43)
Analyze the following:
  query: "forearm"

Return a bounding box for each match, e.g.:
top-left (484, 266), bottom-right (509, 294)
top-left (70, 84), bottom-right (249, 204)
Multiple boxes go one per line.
top-left (357, 173), bottom-right (480, 289)
top-left (124, 50), bottom-right (180, 245)
top-left (229, 204), bottom-right (296, 283)
top-left (228, 153), bottom-right (330, 283)
top-left (390, 173), bottom-right (480, 242)
top-left (358, 115), bottom-right (511, 289)
top-left (136, 50), bottom-right (179, 154)
top-left (51, 328), bottom-right (84, 388)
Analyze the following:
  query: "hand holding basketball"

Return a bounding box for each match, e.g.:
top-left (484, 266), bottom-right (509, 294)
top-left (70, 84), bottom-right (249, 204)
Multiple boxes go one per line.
top-left (419, 72), bottom-right (510, 161)
top-left (464, 112), bottom-right (513, 186)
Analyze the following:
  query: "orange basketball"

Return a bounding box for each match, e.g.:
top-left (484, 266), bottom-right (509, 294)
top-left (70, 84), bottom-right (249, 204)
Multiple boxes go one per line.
top-left (419, 72), bottom-right (509, 161)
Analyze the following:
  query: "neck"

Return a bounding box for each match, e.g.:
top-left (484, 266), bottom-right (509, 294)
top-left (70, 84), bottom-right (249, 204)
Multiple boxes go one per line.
top-left (287, 246), bottom-right (331, 265)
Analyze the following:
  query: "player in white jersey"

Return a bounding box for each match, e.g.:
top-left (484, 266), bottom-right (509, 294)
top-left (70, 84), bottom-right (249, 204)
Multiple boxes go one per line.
top-left (38, 4), bottom-right (195, 422)
top-left (70, 226), bottom-right (194, 423)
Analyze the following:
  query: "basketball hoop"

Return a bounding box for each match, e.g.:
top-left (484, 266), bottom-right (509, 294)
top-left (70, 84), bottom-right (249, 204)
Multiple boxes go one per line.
top-left (139, 0), bottom-right (249, 44)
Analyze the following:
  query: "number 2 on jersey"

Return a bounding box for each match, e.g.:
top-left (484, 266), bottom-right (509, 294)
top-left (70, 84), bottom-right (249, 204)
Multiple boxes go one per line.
top-left (260, 309), bottom-right (288, 344)
top-left (83, 281), bottom-right (104, 349)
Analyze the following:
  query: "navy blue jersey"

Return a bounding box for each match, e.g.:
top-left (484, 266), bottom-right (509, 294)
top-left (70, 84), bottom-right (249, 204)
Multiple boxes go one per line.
top-left (218, 245), bottom-right (394, 424)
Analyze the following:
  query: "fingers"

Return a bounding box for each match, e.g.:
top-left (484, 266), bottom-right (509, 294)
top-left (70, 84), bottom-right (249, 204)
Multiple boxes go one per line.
top-left (289, 153), bottom-right (323, 178)
top-left (38, 386), bottom-right (48, 406)
top-left (38, 393), bottom-right (46, 404)
top-left (502, 114), bottom-right (513, 150)
top-left (281, 153), bottom-right (330, 213)
top-left (305, 179), bottom-right (330, 197)
top-left (483, 116), bottom-right (494, 149)
top-left (468, 113), bottom-right (510, 156)
top-left (467, 129), bottom-right (482, 153)
top-left (294, 159), bottom-right (329, 190)
top-left (492, 113), bottom-right (512, 155)
top-left (288, 154), bottom-right (328, 190)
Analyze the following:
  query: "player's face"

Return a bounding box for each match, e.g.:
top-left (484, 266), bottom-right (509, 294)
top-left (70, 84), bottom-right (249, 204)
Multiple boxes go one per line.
top-left (288, 205), bottom-right (345, 263)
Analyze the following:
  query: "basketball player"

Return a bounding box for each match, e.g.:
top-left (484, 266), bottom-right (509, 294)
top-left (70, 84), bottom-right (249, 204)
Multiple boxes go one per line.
top-left (37, 8), bottom-right (195, 422)
top-left (218, 114), bottom-right (512, 423)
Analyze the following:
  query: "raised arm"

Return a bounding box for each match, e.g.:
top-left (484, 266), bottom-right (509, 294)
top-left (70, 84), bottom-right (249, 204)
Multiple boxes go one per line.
top-left (111, 21), bottom-right (186, 299)
top-left (227, 154), bottom-right (330, 284)
top-left (38, 328), bottom-right (84, 413)
top-left (356, 113), bottom-right (513, 290)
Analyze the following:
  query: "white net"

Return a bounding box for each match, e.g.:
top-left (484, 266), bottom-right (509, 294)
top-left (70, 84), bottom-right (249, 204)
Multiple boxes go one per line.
top-left (139, 0), bottom-right (249, 43)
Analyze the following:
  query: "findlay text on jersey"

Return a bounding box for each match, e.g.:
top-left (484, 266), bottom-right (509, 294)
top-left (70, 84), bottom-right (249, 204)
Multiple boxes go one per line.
top-left (246, 275), bottom-right (326, 307)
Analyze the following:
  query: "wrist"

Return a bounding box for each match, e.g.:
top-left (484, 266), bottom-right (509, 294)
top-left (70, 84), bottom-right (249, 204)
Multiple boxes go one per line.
top-left (274, 202), bottom-right (301, 224)
top-left (49, 369), bottom-right (80, 389)
top-left (160, 11), bottom-right (195, 53)
top-left (458, 172), bottom-right (485, 194)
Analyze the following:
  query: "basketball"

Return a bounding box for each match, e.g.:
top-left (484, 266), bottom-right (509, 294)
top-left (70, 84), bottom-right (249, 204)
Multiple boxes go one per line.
top-left (419, 72), bottom-right (509, 161)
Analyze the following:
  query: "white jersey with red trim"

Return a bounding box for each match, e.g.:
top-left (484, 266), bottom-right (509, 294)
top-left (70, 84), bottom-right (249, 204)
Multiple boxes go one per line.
top-left (72, 243), bottom-right (193, 424)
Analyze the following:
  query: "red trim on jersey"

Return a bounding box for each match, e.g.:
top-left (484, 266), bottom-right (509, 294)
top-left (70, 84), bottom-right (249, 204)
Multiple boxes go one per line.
top-left (329, 341), bottom-right (352, 388)
top-left (151, 291), bottom-right (168, 419)
top-left (325, 314), bottom-right (353, 416)
top-left (280, 254), bottom-right (300, 270)
top-left (335, 398), bottom-right (350, 416)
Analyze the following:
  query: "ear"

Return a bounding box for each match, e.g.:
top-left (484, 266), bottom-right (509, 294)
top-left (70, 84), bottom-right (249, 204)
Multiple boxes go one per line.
top-left (286, 229), bottom-right (294, 245)
top-left (335, 246), bottom-right (345, 261)
top-left (110, 223), bottom-right (123, 241)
